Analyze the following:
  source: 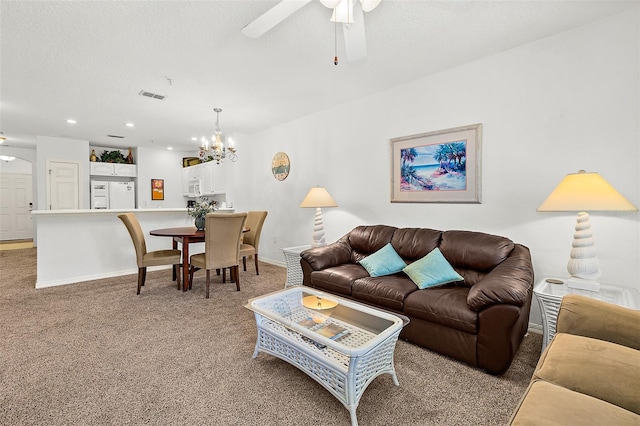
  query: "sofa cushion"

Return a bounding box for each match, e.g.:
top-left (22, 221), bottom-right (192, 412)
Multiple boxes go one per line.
top-left (347, 225), bottom-right (397, 263)
top-left (440, 230), bottom-right (514, 272)
top-left (309, 264), bottom-right (370, 296)
top-left (403, 248), bottom-right (464, 289)
top-left (534, 333), bottom-right (640, 415)
top-left (358, 243), bottom-right (406, 277)
top-left (391, 228), bottom-right (442, 260)
top-left (403, 286), bottom-right (477, 333)
top-left (352, 275), bottom-right (417, 311)
top-left (509, 380), bottom-right (638, 425)
top-left (557, 294), bottom-right (640, 350)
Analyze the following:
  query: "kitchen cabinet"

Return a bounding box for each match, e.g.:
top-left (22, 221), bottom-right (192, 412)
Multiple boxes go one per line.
top-left (182, 162), bottom-right (225, 197)
top-left (90, 162), bottom-right (137, 177)
top-left (182, 167), bottom-right (191, 196)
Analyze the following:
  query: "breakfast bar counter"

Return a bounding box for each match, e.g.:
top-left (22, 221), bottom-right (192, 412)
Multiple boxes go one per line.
top-left (32, 209), bottom-right (196, 289)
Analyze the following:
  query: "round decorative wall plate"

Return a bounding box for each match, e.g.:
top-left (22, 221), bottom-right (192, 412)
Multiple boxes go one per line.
top-left (272, 152), bottom-right (290, 181)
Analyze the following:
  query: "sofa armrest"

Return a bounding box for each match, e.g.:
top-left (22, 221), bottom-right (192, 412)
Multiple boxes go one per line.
top-left (557, 294), bottom-right (640, 350)
top-left (300, 238), bottom-right (352, 271)
top-left (467, 244), bottom-right (534, 311)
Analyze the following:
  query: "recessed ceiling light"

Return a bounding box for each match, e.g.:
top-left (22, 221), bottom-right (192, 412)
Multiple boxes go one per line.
top-left (66, 119), bottom-right (77, 124)
top-left (125, 122), bottom-right (135, 127)
top-left (167, 147), bottom-right (173, 150)
top-left (191, 137), bottom-right (198, 141)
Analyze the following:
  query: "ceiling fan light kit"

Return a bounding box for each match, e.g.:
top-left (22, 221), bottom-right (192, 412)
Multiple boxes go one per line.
top-left (360, 0), bottom-right (382, 13)
top-left (242, 0), bottom-right (382, 64)
top-left (331, 0), bottom-right (355, 24)
top-left (319, 0), bottom-right (342, 8)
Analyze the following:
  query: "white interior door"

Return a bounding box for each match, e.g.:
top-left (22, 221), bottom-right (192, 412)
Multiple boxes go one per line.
top-left (46, 160), bottom-right (79, 210)
top-left (0, 173), bottom-right (34, 240)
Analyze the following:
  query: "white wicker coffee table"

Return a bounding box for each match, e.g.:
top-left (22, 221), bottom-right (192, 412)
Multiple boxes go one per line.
top-left (246, 287), bottom-right (407, 426)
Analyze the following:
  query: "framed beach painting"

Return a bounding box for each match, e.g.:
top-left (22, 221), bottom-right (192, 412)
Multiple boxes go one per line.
top-left (391, 123), bottom-right (482, 203)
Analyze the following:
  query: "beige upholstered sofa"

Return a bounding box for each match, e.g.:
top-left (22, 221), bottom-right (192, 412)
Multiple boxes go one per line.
top-left (509, 294), bottom-right (640, 424)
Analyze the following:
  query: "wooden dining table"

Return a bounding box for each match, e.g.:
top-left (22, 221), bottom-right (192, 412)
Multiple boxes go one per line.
top-left (149, 226), bottom-right (248, 292)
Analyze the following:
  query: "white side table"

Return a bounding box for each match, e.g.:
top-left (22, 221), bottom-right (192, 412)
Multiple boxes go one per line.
top-left (282, 245), bottom-right (311, 288)
top-left (534, 277), bottom-right (640, 350)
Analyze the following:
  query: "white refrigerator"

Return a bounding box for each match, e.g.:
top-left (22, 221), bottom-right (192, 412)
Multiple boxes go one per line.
top-left (91, 180), bottom-right (136, 209)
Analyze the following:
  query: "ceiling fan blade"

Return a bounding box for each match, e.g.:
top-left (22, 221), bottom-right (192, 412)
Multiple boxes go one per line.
top-left (242, 0), bottom-right (312, 38)
top-left (343, 2), bottom-right (366, 61)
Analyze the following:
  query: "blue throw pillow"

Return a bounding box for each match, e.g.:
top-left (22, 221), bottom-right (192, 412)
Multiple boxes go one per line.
top-left (403, 248), bottom-right (464, 289)
top-left (359, 243), bottom-right (406, 277)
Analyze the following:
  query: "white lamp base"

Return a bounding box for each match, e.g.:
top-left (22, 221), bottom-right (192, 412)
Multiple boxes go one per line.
top-left (311, 207), bottom-right (327, 247)
top-left (566, 277), bottom-right (600, 292)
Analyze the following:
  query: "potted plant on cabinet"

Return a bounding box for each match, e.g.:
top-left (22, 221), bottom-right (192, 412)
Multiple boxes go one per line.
top-left (99, 149), bottom-right (127, 163)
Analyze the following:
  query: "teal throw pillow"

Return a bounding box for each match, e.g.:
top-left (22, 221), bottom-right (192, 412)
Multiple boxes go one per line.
top-left (359, 243), bottom-right (406, 277)
top-left (403, 248), bottom-right (464, 289)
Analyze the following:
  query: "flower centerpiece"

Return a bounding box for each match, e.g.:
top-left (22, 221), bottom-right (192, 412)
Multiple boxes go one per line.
top-left (187, 198), bottom-right (217, 230)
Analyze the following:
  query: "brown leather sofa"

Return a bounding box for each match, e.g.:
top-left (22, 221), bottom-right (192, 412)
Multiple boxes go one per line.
top-left (300, 225), bottom-right (534, 374)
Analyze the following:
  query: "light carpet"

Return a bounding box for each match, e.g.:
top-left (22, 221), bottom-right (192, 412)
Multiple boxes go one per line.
top-left (0, 248), bottom-right (541, 425)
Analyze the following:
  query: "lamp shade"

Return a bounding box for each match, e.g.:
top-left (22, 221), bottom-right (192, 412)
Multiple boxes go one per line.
top-left (537, 170), bottom-right (637, 212)
top-left (300, 187), bottom-right (338, 208)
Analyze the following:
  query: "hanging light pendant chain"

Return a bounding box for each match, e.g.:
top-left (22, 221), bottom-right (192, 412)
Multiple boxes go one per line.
top-left (214, 107), bottom-right (222, 136)
top-left (334, 20), bottom-right (338, 65)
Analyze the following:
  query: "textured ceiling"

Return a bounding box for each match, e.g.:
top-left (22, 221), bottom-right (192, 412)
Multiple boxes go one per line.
top-left (1, 1), bottom-right (638, 151)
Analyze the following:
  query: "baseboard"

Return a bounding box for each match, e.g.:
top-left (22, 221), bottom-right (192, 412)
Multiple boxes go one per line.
top-left (261, 257), bottom-right (285, 268)
top-left (527, 322), bottom-right (543, 335)
top-left (35, 265), bottom-right (172, 289)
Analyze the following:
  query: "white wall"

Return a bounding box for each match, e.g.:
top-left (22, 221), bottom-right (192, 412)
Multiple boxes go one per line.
top-left (136, 147), bottom-right (192, 208)
top-left (34, 209), bottom-right (194, 288)
top-left (233, 10), bottom-right (640, 321)
top-left (36, 136), bottom-right (91, 209)
top-left (0, 146), bottom-right (37, 208)
top-left (29, 142), bottom-right (191, 210)
top-left (0, 157), bottom-right (31, 174)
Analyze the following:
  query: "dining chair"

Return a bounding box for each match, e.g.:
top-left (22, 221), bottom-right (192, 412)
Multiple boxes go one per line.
top-left (118, 213), bottom-right (182, 295)
top-left (189, 212), bottom-right (247, 298)
top-left (239, 211), bottom-right (268, 275)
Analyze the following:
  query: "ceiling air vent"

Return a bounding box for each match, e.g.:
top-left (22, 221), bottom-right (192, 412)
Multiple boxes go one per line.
top-left (107, 134), bottom-right (125, 139)
top-left (138, 90), bottom-right (166, 100)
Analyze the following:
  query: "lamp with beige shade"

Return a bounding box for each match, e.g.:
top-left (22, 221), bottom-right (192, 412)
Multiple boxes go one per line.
top-left (537, 170), bottom-right (638, 292)
top-left (300, 186), bottom-right (337, 247)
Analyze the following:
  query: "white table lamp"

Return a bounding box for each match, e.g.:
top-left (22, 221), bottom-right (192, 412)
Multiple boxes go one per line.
top-left (537, 170), bottom-right (637, 291)
top-left (300, 186), bottom-right (337, 247)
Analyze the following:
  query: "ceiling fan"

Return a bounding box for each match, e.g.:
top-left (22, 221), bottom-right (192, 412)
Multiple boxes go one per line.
top-left (242, 0), bottom-right (383, 64)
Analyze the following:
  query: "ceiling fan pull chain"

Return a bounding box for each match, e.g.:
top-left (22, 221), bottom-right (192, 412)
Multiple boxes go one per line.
top-left (334, 20), bottom-right (339, 65)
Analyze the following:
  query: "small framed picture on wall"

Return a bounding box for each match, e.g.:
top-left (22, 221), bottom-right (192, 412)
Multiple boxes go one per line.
top-left (151, 179), bottom-right (164, 200)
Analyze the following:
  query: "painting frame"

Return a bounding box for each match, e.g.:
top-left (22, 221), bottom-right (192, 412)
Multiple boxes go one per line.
top-left (271, 151), bottom-right (291, 181)
top-left (391, 123), bottom-right (482, 204)
top-left (151, 178), bottom-right (164, 201)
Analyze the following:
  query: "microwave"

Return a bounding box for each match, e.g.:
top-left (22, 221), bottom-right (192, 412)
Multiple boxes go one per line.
top-left (187, 179), bottom-right (202, 197)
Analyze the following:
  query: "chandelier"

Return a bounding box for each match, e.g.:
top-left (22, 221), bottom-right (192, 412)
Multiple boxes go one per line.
top-left (199, 107), bottom-right (237, 163)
